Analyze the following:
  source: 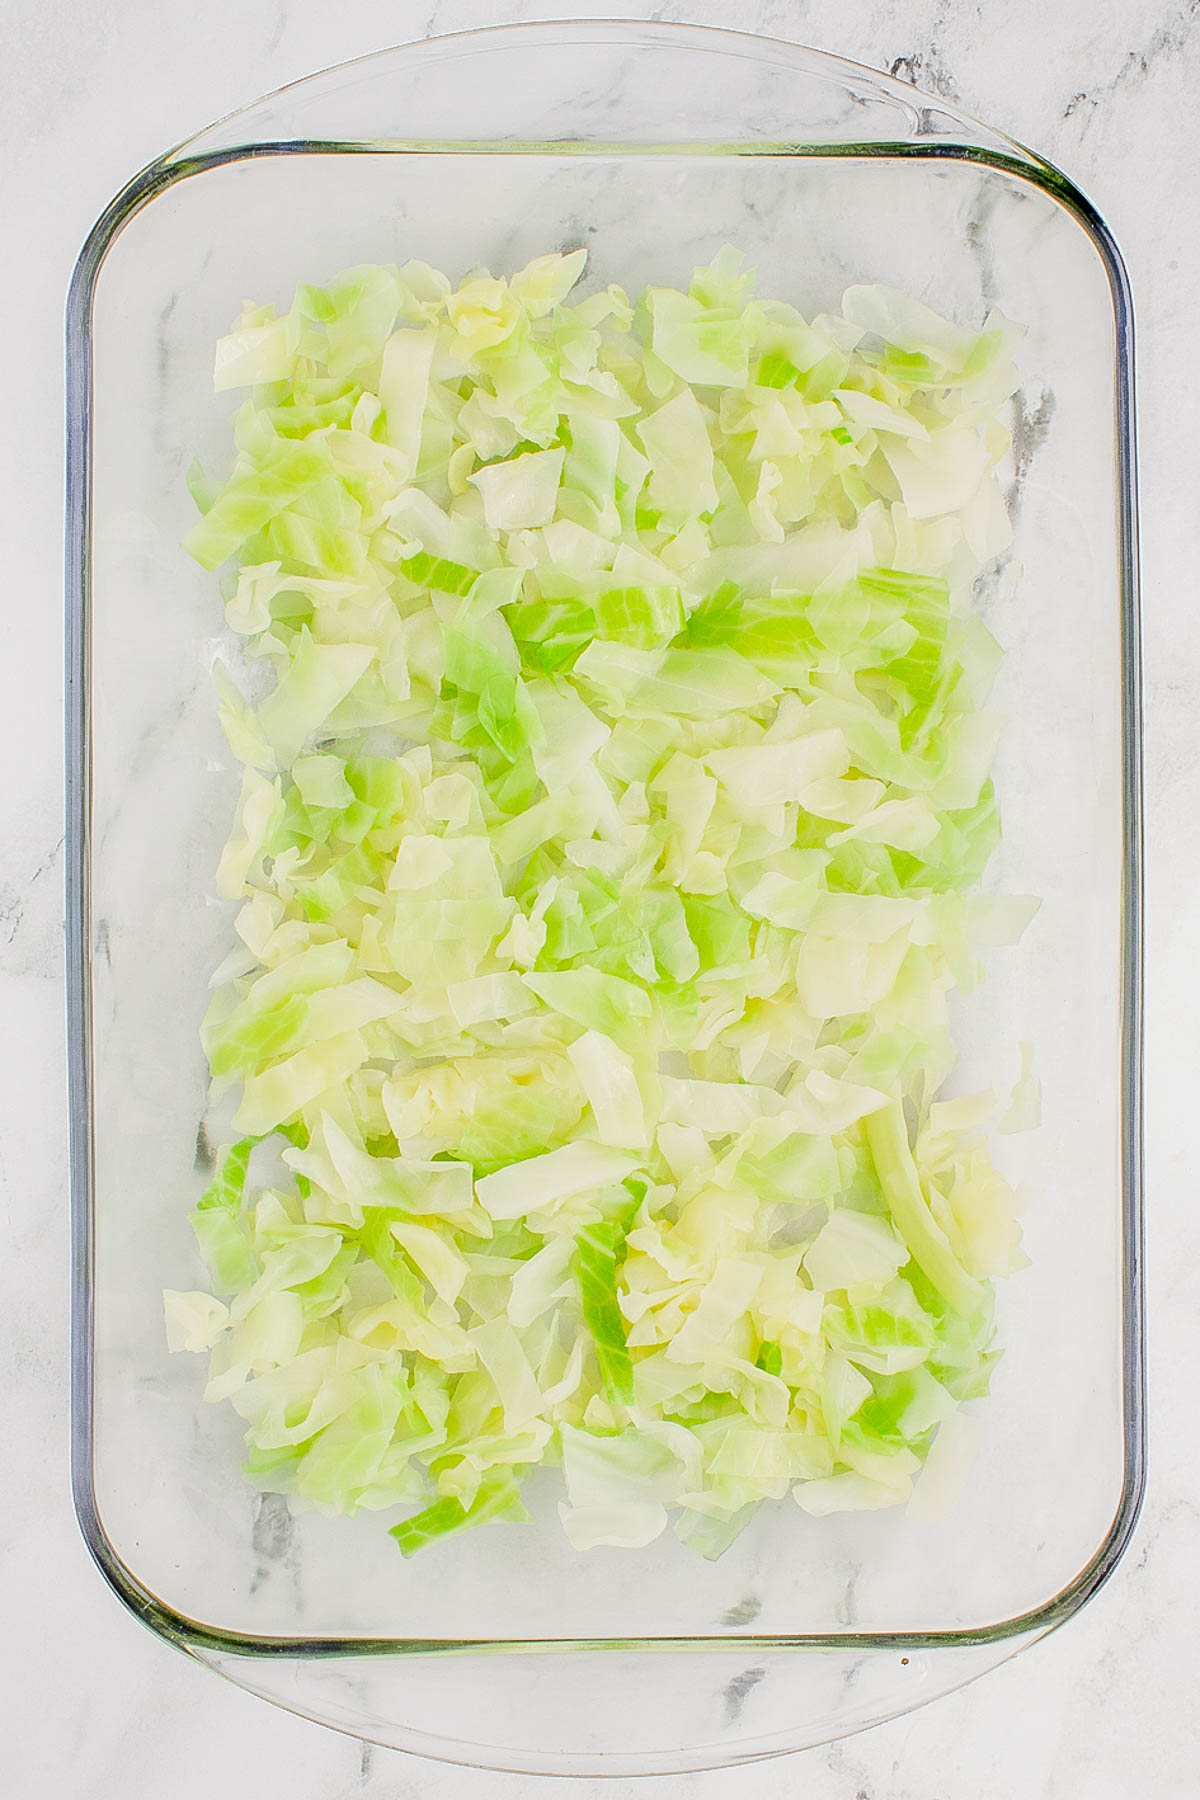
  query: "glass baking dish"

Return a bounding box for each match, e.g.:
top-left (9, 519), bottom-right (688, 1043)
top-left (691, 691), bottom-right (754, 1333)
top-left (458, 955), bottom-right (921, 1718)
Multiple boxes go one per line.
top-left (65, 20), bottom-right (1143, 1777)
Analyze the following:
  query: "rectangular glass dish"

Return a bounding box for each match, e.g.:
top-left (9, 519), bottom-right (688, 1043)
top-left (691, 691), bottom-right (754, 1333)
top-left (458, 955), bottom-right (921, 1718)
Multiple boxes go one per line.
top-left (66, 20), bottom-right (1142, 1774)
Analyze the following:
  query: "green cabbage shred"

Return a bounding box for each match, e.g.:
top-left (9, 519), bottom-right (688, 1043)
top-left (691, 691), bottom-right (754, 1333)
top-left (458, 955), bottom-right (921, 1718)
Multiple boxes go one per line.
top-left (165, 246), bottom-right (1036, 1558)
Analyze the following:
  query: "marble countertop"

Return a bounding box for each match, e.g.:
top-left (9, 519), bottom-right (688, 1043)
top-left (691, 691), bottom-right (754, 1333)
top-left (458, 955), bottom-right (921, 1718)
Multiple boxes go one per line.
top-left (4, 0), bottom-right (1196, 1793)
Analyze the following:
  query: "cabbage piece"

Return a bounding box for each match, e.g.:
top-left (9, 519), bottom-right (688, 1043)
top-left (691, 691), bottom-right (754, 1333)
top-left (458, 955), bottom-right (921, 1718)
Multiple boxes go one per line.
top-left (803, 1210), bottom-right (907, 1294)
top-left (576, 1192), bottom-right (641, 1405)
top-left (469, 448), bottom-right (565, 531)
top-left (865, 1100), bottom-right (984, 1317)
top-left (566, 1029), bottom-right (651, 1149)
top-left (706, 731), bottom-right (848, 806)
top-left (476, 1142), bottom-right (640, 1223)
top-left (637, 389), bottom-right (719, 516)
top-left (234, 1031), bottom-right (368, 1135)
top-left (256, 632), bottom-right (374, 769)
top-left (647, 286), bottom-right (752, 389)
top-left (390, 1468), bottom-right (531, 1555)
top-left (164, 1289), bottom-right (230, 1353)
top-left (558, 1424), bottom-right (688, 1550)
top-left (469, 1316), bottom-right (544, 1429)
top-left (216, 768), bottom-right (283, 900)
top-left (379, 326), bottom-right (436, 473)
top-left (522, 969), bottom-right (651, 1042)
top-left (188, 1139), bottom-right (260, 1293)
top-left (214, 305), bottom-right (301, 391)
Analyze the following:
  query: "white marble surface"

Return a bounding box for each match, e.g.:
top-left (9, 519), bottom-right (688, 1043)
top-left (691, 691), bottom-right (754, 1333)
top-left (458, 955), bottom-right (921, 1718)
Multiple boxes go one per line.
top-left (2, 0), bottom-right (1196, 1793)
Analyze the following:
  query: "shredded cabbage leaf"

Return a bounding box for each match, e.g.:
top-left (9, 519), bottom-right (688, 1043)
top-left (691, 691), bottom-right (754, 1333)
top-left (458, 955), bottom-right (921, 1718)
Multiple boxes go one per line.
top-left (167, 246), bottom-right (1036, 1559)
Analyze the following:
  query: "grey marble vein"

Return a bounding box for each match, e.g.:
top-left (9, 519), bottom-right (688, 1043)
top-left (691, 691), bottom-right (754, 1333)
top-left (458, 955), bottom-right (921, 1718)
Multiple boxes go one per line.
top-left (1061, 0), bottom-right (1200, 128)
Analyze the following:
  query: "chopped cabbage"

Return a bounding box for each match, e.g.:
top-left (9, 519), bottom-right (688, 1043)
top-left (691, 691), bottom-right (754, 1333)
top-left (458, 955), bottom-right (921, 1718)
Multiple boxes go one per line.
top-left (166, 246), bottom-right (1035, 1559)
